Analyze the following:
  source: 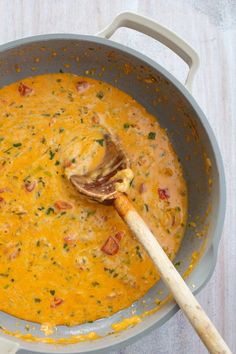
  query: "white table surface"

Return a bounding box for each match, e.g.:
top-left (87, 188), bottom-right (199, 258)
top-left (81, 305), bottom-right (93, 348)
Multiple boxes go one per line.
top-left (0, 0), bottom-right (235, 353)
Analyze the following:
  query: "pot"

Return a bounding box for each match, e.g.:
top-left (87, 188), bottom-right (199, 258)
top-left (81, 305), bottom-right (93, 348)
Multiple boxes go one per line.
top-left (0, 12), bottom-right (226, 354)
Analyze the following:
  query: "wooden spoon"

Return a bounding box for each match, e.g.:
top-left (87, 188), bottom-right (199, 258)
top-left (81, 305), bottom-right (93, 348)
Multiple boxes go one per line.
top-left (67, 133), bottom-right (231, 354)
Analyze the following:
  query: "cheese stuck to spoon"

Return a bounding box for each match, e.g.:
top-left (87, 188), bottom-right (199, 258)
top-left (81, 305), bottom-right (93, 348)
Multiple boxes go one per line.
top-left (112, 168), bottom-right (134, 193)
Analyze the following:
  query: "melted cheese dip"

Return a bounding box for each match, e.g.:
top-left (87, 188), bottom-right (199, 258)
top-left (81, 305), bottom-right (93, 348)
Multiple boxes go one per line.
top-left (0, 74), bottom-right (187, 326)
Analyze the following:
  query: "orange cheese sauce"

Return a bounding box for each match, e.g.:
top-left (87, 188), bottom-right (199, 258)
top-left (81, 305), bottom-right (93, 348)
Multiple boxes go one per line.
top-left (0, 73), bottom-right (187, 326)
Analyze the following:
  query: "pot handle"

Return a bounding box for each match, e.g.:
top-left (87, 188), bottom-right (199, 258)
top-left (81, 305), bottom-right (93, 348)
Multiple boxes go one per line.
top-left (97, 12), bottom-right (199, 92)
top-left (0, 337), bottom-right (20, 354)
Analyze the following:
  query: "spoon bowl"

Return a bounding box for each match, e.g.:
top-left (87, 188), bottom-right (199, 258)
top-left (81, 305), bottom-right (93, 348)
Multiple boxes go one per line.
top-left (69, 133), bottom-right (131, 202)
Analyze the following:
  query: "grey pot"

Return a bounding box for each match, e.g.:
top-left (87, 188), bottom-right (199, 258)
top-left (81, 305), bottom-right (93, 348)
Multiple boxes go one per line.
top-left (0, 12), bottom-right (226, 354)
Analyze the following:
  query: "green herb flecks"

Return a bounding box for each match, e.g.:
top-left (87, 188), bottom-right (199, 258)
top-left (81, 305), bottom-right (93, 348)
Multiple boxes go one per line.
top-left (144, 203), bottom-right (149, 212)
top-left (49, 150), bottom-right (55, 160)
top-left (135, 245), bottom-right (143, 260)
top-left (96, 91), bottom-right (104, 100)
top-left (63, 243), bottom-right (69, 252)
top-left (41, 137), bottom-right (46, 144)
top-left (129, 178), bottom-right (134, 187)
top-left (0, 272), bottom-right (9, 278)
top-left (87, 210), bottom-right (96, 217)
top-left (3, 147), bottom-right (13, 154)
top-left (13, 143), bottom-right (22, 147)
top-left (91, 281), bottom-right (100, 287)
top-left (104, 267), bottom-right (115, 274)
top-left (95, 139), bottom-right (104, 147)
top-left (123, 123), bottom-right (130, 130)
top-left (148, 132), bottom-right (156, 140)
top-left (46, 207), bottom-right (54, 215)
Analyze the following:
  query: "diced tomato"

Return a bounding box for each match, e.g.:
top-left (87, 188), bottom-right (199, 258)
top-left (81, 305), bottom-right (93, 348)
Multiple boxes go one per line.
top-left (24, 180), bottom-right (37, 192)
top-left (158, 188), bottom-right (170, 200)
top-left (100, 215), bottom-right (108, 222)
top-left (18, 83), bottom-right (33, 96)
top-left (9, 248), bottom-right (20, 260)
top-left (0, 98), bottom-right (8, 104)
top-left (0, 187), bottom-right (10, 193)
top-left (137, 156), bottom-right (147, 166)
top-left (55, 200), bottom-right (73, 210)
top-left (92, 115), bottom-right (100, 124)
top-left (76, 81), bottom-right (90, 93)
top-left (0, 197), bottom-right (5, 204)
top-left (101, 236), bottom-right (119, 255)
top-left (139, 183), bottom-right (147, 194)
top-left (63, 159), bottom-right (72, 168)
top-left (64, 233), bottom-right (77, 244)
top-left (114, 231), bottom-right (125, 242)
top-left (50, 297), bottom-right (64, 308)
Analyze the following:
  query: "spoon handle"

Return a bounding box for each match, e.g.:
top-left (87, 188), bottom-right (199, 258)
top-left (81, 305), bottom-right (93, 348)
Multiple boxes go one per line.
top-left (114, 193), bottom-right (231, 354)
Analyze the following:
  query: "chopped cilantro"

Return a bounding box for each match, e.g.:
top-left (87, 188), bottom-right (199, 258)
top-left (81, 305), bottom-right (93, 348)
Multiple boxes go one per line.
top-left (96, 91), bottom-right (104, 100)
top-left (34, 298), bottom-right (41, 303)
top-left (148, 132), bottom-right (156, 140)
top-left (91, 281), bottom-right (100, 287)
top-left (55, 160), bottom-right (60, 166)
top-left (135, 245), bottom-right (143, 259)
top-left (50, 290), bottom-right (55, 296)
top-left (41, 137), bottom-right (46, 144)
top-left (95, 139), bottom-right (104, 146)
top-left (46, 207), bottom-right (54, 215)
top-left (104, 267), bottom-right (115, 274)
top-left (129, 178), bottom-right (134, 187)
top-left (59, 127), bottom-right (64, 133)
top-left (87, 210), bottom-right (96, 217)
top-left (63, 243), bottom-right (69, 252)
top-left (38, 206), bottom-right (45, 210)
top-left (144, 203), bottom-right (149, 212)
top-left (49, 150), bottom-right (55, 160)
top-left (123, 123), bottom-right (130, 130)
top-left (13, 143), bottom-right (22, 147)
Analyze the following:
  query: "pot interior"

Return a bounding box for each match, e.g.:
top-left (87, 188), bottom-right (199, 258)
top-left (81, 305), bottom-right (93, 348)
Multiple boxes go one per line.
top-left (0, 36), bottom-right (224, 353)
